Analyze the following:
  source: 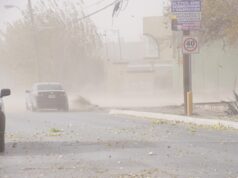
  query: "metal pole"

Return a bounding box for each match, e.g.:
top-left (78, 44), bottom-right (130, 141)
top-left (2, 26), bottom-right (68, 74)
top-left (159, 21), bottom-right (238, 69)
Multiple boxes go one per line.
top-left (183, 30), bottom-right (193, 115)
top-left (116, 30), bottom-right (122, 61)
top-left (28, 0), bottom-right (40, 82)
top-left (28, 0), bottom-right (34, 25)
top-left (104, 31), bottom-right (109, 60)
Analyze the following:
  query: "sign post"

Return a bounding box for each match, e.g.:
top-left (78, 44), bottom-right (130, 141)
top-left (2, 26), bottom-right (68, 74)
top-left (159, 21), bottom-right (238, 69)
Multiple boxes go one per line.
top-left (171, 0), bottom-right (201, 116)
top-left (183, 30), bottom-right (192, 115)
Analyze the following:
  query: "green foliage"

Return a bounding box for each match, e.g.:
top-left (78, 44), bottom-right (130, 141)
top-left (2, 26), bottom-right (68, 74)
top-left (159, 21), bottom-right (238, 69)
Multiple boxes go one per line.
top-left (49, 128), bottom-right (62, 133)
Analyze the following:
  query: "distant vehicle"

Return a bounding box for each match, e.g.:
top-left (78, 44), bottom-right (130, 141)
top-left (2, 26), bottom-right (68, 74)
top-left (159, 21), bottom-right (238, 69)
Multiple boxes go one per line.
top-left (0, 89), bottom-right (11, 152)
top-left (25, 83), bottom-right (69, 112)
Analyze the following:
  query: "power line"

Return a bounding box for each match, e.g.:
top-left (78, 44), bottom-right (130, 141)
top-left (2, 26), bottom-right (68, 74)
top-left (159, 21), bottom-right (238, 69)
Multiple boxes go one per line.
top-left (78, 0), bottom-right (120, 22)
top-left (120, 0), bottom-right (130, 11)
top-left (83, 0), bottom-right (110, 9)
top-left (112, 0), bottom-right (130, 18)
top-left (112, 1), bottom-right (121, 17)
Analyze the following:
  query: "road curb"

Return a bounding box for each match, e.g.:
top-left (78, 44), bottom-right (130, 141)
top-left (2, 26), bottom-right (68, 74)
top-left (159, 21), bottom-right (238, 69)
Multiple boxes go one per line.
top-left (109, 110), bottom-right (238, 130)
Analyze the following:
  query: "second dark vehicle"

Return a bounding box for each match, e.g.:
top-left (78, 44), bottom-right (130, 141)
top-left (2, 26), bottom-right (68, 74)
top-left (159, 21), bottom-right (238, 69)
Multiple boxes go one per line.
top-left (0, 88), bottom-right (11, 152)
top-left (26, 83), bottom-right (69, 112)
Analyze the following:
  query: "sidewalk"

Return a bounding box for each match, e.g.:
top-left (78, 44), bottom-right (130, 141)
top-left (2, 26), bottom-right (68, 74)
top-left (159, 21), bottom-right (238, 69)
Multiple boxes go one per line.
top-left (109, 109), bottom-right (238, 130)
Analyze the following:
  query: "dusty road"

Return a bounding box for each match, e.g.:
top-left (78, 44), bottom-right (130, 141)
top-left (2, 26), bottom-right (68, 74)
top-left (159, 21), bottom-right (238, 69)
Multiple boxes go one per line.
top-left (0, 111), bottom-right (238, 178)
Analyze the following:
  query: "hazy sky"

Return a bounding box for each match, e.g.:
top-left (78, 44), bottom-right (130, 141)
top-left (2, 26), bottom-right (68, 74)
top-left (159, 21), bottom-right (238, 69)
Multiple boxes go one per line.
top-left (88, 0), bottom-right (163, 41)
top-left (0, 0), bottom-right (163, 41)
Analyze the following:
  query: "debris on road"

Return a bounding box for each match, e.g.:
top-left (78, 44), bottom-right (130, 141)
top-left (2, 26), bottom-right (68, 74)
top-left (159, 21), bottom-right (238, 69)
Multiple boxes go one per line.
top-left (48, 128), bottom-right (64, 136)
top-left (225, 91), bottom-right (238, 115)
top-left (12, 142), bottom-right (17, 148)
top-left (72, 96), bottom-right (100, 111)
top-left (58, 155), bottom-right (63, 159)
top-left (148, 151), bottom-right (156, 156)
top-left (49, 128), bottom-right (63, 133)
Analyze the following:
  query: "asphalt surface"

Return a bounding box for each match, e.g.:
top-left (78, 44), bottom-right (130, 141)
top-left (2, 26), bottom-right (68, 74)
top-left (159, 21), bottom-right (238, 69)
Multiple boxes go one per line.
top-left (0, 111), bottom-right (238, 178)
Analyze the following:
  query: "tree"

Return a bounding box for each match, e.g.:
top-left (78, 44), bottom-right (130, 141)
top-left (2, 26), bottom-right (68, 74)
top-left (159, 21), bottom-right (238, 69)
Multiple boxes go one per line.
top-left (163, 0), bottom-right (238, 45)
top-left (201, 0), bottom-right (238, 45)
top-left (0, 0), bottom-right (103, 89)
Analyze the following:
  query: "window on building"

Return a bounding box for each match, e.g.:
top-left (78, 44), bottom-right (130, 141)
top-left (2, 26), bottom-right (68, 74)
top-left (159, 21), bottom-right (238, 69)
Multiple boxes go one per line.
top-left (143, 34), bottom-right (159, 59)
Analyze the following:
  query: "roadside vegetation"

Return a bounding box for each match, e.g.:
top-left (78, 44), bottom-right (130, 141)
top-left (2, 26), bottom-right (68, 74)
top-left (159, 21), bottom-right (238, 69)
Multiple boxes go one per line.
top-left (0, 0), bottom-right (104, 90)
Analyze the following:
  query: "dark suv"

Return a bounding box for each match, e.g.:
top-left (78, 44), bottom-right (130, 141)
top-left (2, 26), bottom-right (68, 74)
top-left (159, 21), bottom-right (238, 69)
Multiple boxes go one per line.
top-left (0, 89), bottom-right (11, 152)
top-left (25, 83), bottom-right (68, 111)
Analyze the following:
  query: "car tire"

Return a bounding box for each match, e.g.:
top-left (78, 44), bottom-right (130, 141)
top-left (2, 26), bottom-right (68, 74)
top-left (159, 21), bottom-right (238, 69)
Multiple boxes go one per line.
top-left (32, 106), bottom-right (37, 112)
top-left (64, 104), bottom-right (69, 112)
top-left (58, 105), bottom-right (69, 112)
top-left (26, 102), bottom-right (30, 111)
top-left (0, 112), bottom-right (5, 153)
top-left (32, 102), bottom-right (38, 112)
top-left (0, 133), bottom-right (4, 153)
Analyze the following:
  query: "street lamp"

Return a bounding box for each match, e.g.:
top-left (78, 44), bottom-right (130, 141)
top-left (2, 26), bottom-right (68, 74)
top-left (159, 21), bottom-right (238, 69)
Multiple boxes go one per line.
top-left (27, 0), bottom-right (41, 82)
top-left (5, 0), bottom-right (35, 24)
top-left (4, 5), bottom-right (22, 12)
top-left (5, 1), bottom-right (35, 27)
top-left (4, 1), bottom-right (40, 82)
top-left (27, 0), bottom-right (35, 28)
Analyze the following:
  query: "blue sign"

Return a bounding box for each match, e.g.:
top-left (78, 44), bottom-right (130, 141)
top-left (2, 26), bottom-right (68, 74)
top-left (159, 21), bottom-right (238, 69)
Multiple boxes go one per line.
top-left (171, 0), bottom-right (201, 30)
top-left (171, 0), bottom-right (201, 13)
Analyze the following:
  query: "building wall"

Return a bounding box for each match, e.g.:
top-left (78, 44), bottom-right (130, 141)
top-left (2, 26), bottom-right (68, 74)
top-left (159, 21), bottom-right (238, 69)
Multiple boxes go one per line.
top-left (143, 16), bottom-right (174, 61)
top-left (143, 16), bottom-right (238, 101)
top-left (192, 42), bottom-right (238, 100)
top-left (104, 16), bottom-right (238, 103)
top-left (172, 36), bottom-right (238, 101)
top-left (104, 16), bottom-right (177, 97)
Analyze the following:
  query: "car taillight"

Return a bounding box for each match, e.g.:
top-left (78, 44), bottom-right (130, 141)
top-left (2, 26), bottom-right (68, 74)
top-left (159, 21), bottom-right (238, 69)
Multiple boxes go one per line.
top-left (33, 92), bottom-right (38, 96)
top-left (34, 92), bottom-right (43, 97)
top-left (60, 93), bottom-right (66, 96)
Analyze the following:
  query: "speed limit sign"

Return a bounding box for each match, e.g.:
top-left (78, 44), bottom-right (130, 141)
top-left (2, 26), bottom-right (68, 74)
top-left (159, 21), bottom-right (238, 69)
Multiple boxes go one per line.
top-left (183, 37), bottom-right (199, 54)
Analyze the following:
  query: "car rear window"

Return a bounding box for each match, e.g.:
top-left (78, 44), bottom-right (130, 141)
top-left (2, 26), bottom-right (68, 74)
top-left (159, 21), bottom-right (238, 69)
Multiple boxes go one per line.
top-left (37, 84), bottom-right (63, 91)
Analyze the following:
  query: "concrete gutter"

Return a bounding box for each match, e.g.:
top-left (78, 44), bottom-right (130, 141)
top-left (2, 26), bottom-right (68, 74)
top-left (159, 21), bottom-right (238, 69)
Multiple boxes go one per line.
top-left (109, 110), bottom-right (238, 130)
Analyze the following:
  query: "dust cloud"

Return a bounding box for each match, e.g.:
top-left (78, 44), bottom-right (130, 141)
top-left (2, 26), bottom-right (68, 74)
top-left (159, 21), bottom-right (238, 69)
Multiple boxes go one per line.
top-left (0, 0), bottom-right (238, 114)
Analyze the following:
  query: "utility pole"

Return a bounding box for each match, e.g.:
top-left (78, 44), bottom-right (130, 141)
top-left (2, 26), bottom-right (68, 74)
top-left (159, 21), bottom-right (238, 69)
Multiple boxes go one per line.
top-left (28, 0), bottom-right (41, 82)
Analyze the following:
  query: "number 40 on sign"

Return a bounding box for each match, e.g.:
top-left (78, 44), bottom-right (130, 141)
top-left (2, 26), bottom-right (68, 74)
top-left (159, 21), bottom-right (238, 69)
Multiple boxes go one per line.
top-left (183, 36), bottom-right (199, 54)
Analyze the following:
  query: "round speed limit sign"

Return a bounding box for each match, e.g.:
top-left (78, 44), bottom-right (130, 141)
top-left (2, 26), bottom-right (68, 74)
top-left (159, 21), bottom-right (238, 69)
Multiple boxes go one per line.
top-left (183, 37), bottom-right (199, 54)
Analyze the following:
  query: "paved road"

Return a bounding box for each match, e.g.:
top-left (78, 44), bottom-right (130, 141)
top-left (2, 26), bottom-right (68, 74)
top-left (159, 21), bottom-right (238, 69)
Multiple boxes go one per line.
top-left (0, 111), bottom-right (238, 178)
